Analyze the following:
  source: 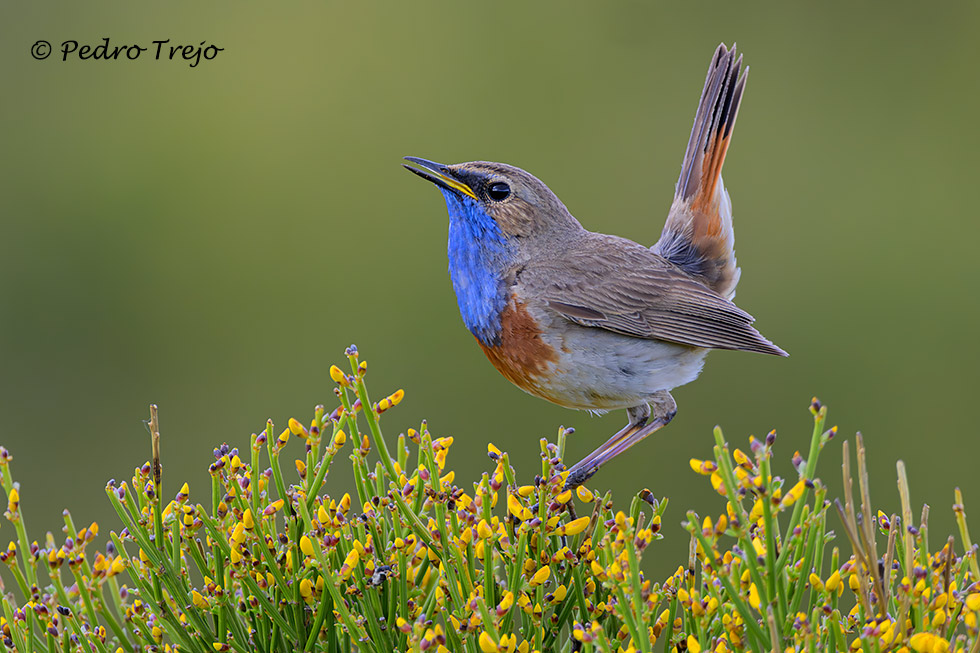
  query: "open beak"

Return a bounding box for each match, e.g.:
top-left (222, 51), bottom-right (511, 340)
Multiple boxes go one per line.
top-left (402, 157), bottom-right (478, 201)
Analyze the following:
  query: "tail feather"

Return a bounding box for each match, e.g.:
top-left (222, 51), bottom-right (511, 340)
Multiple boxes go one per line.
top-left (655, 43), bottom-right (747, 299)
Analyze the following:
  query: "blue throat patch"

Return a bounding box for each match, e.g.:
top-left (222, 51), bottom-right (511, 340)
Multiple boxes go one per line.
top-left (441, 189), bottom-right (512, 347)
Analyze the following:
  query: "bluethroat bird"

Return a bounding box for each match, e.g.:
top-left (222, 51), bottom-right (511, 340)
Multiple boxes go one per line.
top-left (404, 44), bottom-right (786, 489)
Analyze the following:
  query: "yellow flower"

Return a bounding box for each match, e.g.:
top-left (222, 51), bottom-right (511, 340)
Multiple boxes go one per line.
top-left (339, 548), bottom-right (360, 580)
top-left (263, 499), bottom-right (284, 516)
top-left (590, 560), bottom-right (606, 580)
top-left (288, 418), bottom-right (307, 437)
top-left (300, 535), bottom-right (315, 557)
top-left (529, 565), bottom-right (551, 586)
top-left (809, 573), bottom-right (824, 592)
top-left (781, 480), bottom-right (806, 507)
top-left (689, 458), bottom-right (718, 475)
top-left (478, 631), bottom-right (499, 653)
top-left (110, 557), bottom-right (127, 576)
top-left (191, 590), bottom-right (208, 609)
top-left (507, 493), bottom-right (532, 521)
top-left (329, 365), bottom-right (348, 385)
top-left (230, 522), bottom-right (246, 546)
top-left (550, 584), bottom-right (568, 603)
top-left (557, 516), bottom-right (590, 537)
top-left (965, 593), bottom-right (980, 611)
top-left (825, 570), bottom-right (841, 594)
top-left (477, 520), bottom-right (493, 540)
top-left (299, 578), bottom-right (314, 602)
top-left (710, 471), bottom-right (726, 495)
top-left (909, 632), bottom-right (950, 653)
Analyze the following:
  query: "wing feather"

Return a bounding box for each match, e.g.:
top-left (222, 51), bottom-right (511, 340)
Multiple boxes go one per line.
top-left (537, 235), bottom-right (786, 356)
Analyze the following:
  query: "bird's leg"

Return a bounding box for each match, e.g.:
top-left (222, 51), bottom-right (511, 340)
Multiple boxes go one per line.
top-left (564, 404), bottom-right (651, 487)
top-left (563, 391), bottom-right (677, 490)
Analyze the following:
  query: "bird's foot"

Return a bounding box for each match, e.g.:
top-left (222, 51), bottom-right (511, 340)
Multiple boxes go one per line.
top-left (563, 465), bottom-right (598, 491)
top-left (562, 392), bottom-right (677, 489)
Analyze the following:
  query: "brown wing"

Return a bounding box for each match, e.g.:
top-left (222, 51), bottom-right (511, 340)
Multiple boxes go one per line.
top-left (536, 235), bottom-right (787, 356)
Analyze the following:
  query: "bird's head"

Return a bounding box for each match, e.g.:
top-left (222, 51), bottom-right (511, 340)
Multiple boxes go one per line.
top-left (404, 157), bottom-right (583, 345)
top-left (403, 158), bottom-right (582, 247)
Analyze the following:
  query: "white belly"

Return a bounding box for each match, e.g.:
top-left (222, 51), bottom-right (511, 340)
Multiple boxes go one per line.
top-left (536, 321), bottom-right (709, 411)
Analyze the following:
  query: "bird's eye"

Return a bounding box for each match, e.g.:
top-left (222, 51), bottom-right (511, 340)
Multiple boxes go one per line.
top-left (487, 182), bottom-right (511, 201)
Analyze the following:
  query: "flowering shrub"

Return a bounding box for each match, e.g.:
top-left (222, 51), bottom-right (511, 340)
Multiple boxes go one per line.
top-left (1, 346), bottom-right (978, 652)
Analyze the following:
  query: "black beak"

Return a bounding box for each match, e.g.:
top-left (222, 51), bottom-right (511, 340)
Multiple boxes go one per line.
top-left (402, 157), bottom-right (478, 200)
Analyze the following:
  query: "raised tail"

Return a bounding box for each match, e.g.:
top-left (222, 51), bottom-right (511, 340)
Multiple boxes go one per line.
top-left (654, 43), bottom-right (747, 300)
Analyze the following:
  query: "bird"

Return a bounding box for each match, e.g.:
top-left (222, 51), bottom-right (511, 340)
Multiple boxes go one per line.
top-left (403, 43), bottom-right (786, 489)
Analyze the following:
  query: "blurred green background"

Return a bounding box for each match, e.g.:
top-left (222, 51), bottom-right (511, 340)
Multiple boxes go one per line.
top-left (2, 2), bottom-right (978, 580)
